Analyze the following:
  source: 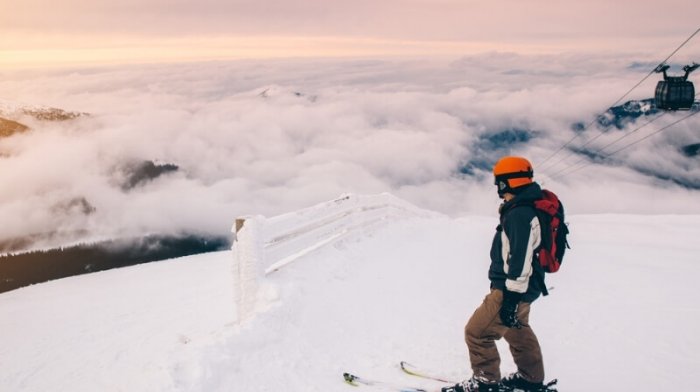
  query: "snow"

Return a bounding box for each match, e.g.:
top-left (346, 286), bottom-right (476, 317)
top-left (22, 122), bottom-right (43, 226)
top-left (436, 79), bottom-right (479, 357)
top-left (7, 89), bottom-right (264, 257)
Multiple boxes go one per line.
top-left (0, 99), bottom-right (48, 117)
top-left (1, 197), bottom-right (700, 391)
top-left (0, 252), bottom-right (236, 392)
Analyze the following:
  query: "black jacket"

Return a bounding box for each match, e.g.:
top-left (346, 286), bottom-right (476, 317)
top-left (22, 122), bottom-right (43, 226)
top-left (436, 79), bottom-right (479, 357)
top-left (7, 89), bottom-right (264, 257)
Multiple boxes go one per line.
top-left (489, 183), bottom-right (545, 303)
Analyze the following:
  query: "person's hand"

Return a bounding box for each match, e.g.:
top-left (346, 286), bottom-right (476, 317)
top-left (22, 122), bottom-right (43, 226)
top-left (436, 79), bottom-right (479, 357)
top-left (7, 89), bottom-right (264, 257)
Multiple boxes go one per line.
top-left (500, 290), bottom-right (523, 329)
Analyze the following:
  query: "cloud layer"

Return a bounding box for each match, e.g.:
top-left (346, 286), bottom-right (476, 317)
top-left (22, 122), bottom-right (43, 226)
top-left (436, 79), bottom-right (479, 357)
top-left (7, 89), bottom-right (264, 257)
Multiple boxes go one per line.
top-left (1, 53), bottom-right (699, 248)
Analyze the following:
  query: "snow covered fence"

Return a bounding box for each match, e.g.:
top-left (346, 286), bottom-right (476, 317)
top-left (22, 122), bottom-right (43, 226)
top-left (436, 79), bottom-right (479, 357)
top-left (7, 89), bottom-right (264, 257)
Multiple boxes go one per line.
top-left (231, 193), bottom-right (431, 324)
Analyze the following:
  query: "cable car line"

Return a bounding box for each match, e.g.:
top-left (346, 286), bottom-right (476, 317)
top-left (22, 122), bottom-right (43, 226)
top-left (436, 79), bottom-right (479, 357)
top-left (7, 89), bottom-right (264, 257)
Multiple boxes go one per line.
top-left (536, 27), bottom-right (700, 171)
top-left (545, 112), bottom-right (668, 179)
top-left (604, 110), bottom-right (699, 157)
top-left (548, 109), bottom-right (700, 180)
top-left (598, 113), bottom-right (667, 153)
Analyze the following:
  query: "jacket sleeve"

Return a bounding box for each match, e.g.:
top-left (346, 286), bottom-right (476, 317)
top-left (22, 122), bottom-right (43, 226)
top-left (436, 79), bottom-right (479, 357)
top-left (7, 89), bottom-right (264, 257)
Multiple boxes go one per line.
top-left (501, 207), bottom-right (541, 293)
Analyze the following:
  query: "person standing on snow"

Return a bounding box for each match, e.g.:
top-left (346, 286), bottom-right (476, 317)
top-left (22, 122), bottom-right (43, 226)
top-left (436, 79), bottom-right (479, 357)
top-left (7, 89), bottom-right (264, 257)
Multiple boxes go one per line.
top-left (443, 156), bottom-right (552, 392)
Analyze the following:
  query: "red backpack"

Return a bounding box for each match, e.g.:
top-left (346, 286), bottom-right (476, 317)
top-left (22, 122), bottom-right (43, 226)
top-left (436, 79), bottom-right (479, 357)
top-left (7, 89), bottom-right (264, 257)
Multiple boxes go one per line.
top-left (533, 189), bottom-right (570, 280)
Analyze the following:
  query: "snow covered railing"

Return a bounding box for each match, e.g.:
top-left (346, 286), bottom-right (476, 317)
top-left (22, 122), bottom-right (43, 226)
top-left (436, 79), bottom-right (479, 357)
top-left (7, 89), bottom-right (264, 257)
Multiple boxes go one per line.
top-left (231, 193), bottom-right (430, 324)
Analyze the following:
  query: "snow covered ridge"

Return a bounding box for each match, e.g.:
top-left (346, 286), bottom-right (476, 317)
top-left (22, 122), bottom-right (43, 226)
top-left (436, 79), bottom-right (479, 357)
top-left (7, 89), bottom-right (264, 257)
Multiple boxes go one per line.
top-left (0, 99), bottom-right (86, 126)
top-left (0, 99), bottom-right (86, 139)
top-left (231, 193), bottom-right (439, 323)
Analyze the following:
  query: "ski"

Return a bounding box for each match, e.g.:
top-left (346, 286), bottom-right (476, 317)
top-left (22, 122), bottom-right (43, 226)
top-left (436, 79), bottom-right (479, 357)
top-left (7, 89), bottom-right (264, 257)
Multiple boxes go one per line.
top-left (343, 372), bottom-right (431, 392)
top-left (399, 362), bottom-right (558, 392)
top-left (399, 361), bottom-right (457, 384)
top-left (503, 380), bottom-right (559, 392)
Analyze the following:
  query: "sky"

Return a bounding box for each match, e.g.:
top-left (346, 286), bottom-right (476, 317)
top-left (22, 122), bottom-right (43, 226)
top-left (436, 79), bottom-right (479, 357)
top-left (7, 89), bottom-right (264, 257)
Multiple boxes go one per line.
top-left (1, 0), bottom-right (699, 67)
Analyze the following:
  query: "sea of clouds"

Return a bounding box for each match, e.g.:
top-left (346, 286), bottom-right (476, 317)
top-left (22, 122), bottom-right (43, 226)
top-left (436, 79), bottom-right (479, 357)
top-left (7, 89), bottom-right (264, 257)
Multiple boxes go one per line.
top-left (1, 52), bottom-right (699, 248)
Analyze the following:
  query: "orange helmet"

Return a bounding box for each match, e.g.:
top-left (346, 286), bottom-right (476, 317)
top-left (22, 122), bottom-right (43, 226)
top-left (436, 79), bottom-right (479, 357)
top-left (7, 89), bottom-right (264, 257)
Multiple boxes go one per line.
top-left (493, 156), bottom-right (534, 197)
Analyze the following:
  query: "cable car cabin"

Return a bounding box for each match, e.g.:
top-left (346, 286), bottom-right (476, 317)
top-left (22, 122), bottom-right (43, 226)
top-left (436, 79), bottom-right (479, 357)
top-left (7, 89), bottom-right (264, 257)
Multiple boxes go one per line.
top-left (655, 79), bottom-right (695, 110)
top-left (654, 63), bottom-right (699, 111)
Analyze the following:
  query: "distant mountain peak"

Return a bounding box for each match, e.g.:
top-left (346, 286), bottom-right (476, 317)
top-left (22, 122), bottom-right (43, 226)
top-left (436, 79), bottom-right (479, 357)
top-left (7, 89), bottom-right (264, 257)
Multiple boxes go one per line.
top-left (0, 99), bottom-right (87, 123)
top-left (0, 117), bottom-right (29, 137)
top-left (0, 100), bottom-right (87, 138)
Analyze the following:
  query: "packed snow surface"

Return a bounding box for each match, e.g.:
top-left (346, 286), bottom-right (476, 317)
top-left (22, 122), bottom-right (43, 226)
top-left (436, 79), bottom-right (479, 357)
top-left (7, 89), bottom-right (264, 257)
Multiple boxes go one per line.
top-left (1, 212), bottom-right (699, 391)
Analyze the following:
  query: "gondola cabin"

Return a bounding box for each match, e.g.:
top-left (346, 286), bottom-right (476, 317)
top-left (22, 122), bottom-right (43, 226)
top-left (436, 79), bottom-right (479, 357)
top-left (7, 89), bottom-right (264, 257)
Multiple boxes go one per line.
top-left (655, 79), bottom-right (695, 110)
top-left (654, 63), bottom-right (699, 111)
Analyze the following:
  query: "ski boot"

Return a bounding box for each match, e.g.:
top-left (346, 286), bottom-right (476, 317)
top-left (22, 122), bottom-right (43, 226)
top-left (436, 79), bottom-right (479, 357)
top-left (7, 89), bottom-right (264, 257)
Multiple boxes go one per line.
top-left (441, 376), bottom-right (503, 392)
top-left (500, 373), bottom-right (558, 392)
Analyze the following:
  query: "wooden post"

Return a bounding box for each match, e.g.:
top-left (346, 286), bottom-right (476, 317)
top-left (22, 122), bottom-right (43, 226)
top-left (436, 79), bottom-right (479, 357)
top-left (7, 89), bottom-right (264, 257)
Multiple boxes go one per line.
top-left (231, 216), bottom-right (261, 325)
top-left (234, 218), bottom-right (246, 240)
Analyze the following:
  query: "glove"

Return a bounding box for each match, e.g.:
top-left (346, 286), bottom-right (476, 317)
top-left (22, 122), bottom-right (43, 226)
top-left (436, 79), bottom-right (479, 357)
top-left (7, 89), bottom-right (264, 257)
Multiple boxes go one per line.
top-left (500, 290), bottom-right (524, 329)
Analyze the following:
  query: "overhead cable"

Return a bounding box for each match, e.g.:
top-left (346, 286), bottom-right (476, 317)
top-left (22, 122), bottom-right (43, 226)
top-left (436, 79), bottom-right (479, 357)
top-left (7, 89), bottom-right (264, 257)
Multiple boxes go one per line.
top-left (536, 27), bottom-right (700, 171)
top-left (549, 110), bottom-right (700, 180)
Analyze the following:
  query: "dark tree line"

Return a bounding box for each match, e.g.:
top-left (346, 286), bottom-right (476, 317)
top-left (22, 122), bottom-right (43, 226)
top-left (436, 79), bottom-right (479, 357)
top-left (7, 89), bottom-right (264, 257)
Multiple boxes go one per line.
top-left (0, 234), bottom-right (229, 293)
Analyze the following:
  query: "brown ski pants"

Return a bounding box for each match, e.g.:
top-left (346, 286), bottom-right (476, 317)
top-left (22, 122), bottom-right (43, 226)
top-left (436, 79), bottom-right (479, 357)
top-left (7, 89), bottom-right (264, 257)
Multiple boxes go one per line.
top-left (464, 289), bottom-right (544, 384)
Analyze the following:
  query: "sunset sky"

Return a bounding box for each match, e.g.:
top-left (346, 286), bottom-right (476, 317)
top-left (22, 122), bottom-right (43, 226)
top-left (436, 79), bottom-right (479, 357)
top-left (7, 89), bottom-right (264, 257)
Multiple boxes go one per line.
top-left (1, 0), bottom-right (698, 68)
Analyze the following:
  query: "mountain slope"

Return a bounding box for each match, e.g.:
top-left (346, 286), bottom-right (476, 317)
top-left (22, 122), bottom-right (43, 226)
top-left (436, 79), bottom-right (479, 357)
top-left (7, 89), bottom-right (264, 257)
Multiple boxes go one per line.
top-left (1, 213), bottom-right (699, 391)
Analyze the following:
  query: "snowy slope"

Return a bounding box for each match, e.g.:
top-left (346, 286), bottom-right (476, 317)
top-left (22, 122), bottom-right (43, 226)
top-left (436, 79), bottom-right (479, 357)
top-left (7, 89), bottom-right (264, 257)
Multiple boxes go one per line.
top-left (1, 209), bottom-right (700, 391)
top-left (0, 252), bottom-right (236, 392)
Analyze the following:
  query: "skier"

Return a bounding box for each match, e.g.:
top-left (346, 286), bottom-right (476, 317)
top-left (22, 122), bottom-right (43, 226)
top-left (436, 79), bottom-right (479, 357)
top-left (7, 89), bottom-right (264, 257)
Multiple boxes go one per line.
top-left (443, 156), bottom-right (551, 392)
